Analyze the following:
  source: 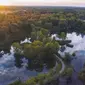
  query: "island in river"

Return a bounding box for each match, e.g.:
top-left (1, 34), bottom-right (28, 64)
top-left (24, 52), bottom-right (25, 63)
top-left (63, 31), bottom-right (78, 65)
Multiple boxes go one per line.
top-left (0, 6), bottom-right (85, 85)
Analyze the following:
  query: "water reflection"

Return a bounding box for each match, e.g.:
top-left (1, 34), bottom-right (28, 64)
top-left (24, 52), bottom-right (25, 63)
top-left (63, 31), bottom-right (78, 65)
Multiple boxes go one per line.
top-left (0, 47), bottom-right (48, 85)
top-left (71, 51), bottom-right (85, 72)
top-left (0, 33), bottom-right (85, 85)
top-left (65, 32), bottom-right (85, 53)
top-left (63, 33), bottom-right (85, 72)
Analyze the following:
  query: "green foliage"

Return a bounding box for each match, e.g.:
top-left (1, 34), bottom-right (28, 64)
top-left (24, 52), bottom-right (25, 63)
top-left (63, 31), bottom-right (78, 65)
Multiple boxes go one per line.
top-left (58, 32), bottom-right (66, 40)
top-left (31, 31), bottom-right (37, 41)
top-left (3, 7), bottom-right (85, 85)
top-left (9, 80), bottom-right (24, 85)
top-left (13, 28), bottom-right (60, 61)
top-left (78, 69), bottom-right (85, 82)
top-left (43, 22), bottom-right (52, 30)
top-left (12, 42), bottom-right (22, 54)
top-left (66, 68), bottom-right (73, 77)
top-left (12, 42), bottom-right (21, 49)
top-left (37, 31), bottom-right (45, 41)
top-left (31, 28), bottom-right (49, 41)
top-left (37, 74), bottom-right (46, 80)
top-left (63, 53), bottom-right (72, 64)
top-left (62, 68), bottom-right (73, 77)
top-left (56, 64), bottom-right (62, 73)
top-left (25, 77), bottom-right (36, 85)
top-left (41, 28), bottom-right (49, 36)
top-left (43, 37), bottom-right (52, 44)
top-left (45, 41), bottom-right (59, 53)
top-left (23, 40), bottom-right (43, 59)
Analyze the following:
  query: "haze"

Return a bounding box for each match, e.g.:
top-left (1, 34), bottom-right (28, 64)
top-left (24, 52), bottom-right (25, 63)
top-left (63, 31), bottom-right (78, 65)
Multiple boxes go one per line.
top-left (0, 0), bottom-right (85, 7)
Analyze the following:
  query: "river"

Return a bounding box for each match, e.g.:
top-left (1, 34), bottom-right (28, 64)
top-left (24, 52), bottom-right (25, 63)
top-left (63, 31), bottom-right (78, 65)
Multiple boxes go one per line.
top-left (0, 38), bottom-right (47, 85)
top-left (0, 33), bottom-right (85, 85)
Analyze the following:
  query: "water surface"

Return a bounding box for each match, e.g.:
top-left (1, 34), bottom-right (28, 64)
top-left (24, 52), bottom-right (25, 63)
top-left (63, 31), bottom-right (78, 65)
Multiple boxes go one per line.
top-left (0, 33), bottom-right (85, 85)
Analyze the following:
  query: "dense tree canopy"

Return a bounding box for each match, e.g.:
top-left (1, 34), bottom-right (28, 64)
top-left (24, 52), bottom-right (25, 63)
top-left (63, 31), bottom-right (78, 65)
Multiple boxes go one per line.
top-left (1, 7), bottom-right (85, 50)
top-left (12, 28), bottom-right (60, 71)
top-left (1, 7), bottom-right (85, 85)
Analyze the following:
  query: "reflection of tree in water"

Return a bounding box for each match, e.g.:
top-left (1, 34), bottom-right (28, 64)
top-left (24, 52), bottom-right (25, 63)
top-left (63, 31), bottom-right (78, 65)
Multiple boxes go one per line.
top-left (14, 53), bottom-right (56, 72)
top-left (27, 59), bottom-right (44, 72)
top-left (14, 54), bottom-right (23, 68)
top-left (42, 54), bottom-right (56, 69)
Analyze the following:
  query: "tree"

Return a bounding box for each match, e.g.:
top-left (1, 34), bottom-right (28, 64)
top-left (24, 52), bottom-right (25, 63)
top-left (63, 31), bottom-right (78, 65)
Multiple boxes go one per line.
top-left (14, 54), bottom-right (23, 68)
top-left (66, 68), bottom-right (73, 77)
top-left (62, 68), bottom-right (73, 85)
top-left (63, 53), bottom-right (72, 64)
top-left (37, 31), bottom-right (44, 41)
top-left (43, 22), bottom-right (52, 30)
top-left (58, 32), bottom-right (66, 40)
top-left (23, 40), bottom-right (43, 59)
top-left (31, 28), bottom-right (48, 41)
top-left (25, 77), bottom-right (36, 85)
top-left (78, 69), bottom-right (85, 84)
top-left (43, 37), bottom-right (52, 44)
top-left (45, 41), bottom-right (59, 56)
top-left (31, 31), bottom-right (37, 41)
top-left (9, 80), bottom-right (24, 85)
top-left (12, 42), bottom-right (22, 54)
top-left (41, 28), bottom-right (49, 36)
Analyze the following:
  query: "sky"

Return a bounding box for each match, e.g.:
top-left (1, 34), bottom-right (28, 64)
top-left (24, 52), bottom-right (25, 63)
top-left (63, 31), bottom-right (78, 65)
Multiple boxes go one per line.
top-left (0, 0), bottom-right (85, 7)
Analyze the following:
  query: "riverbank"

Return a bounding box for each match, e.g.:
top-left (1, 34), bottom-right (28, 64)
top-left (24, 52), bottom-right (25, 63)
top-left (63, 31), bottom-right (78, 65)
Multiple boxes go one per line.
top-left (9, 54), bottom-right (65, 85)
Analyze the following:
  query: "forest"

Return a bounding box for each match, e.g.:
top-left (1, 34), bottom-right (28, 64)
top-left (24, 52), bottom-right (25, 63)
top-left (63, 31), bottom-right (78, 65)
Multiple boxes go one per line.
top-left (0, 6), bottom-right (85, 85)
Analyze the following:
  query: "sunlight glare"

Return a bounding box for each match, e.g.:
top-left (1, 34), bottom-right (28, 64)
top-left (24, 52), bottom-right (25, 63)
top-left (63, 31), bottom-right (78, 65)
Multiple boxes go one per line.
top-left (0, 0), bottom-right (10, 6)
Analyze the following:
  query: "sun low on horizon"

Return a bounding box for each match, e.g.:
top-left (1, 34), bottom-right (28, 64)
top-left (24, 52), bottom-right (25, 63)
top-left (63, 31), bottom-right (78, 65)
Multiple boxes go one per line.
top-left (0, 0), bottom-right (85, 7)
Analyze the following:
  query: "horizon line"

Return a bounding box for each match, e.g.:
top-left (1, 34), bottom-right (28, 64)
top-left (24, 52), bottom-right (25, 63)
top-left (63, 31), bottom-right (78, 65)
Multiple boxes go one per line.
top-left (0, 5), bottom-right (85, 8)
